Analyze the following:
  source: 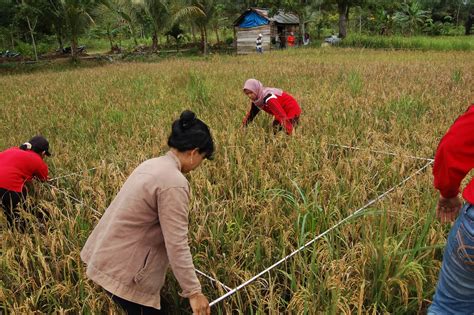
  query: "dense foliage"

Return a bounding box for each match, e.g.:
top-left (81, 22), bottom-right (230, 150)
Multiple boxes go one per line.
top-left (0, 0), bottom-right (472, 58)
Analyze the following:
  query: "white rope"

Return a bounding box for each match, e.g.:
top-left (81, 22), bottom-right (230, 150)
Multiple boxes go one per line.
top-left (329, 143), bottom-right (434, 162)
top-left (209, 160), bottom-right (433, 307)
top-left (195, 269), bottom-right (233, 292)
top-left (46, 151), bottom-right (431, 307)
top-left (45, 182), bottom-right (102, 216)
top-left (48, 167), bottom-right (101, 181)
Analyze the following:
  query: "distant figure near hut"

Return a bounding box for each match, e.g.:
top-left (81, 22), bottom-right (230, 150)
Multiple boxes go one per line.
top-left (233, 8), bottom-right (300, 54)
top-left (279, 34), bottom-right (286, 49)
top-left (287, 32), bottom-right (295, 47)
top-left (303, 32), bottom-right (310, 45)
top-left (256, 34), bottom-right (263, 53)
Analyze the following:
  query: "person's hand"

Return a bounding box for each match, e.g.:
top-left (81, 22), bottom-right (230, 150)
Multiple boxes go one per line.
top-left (436, 195), bottom-right (462, 223)
top-left (189, 293), bottom-right (210, 315)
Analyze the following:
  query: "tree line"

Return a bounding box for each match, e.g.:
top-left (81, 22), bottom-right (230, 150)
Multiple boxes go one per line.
top-left (0, 0), bottom-right (472, 60)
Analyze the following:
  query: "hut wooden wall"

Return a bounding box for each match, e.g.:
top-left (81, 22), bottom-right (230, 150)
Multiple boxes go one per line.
top-left (235, 25), bottom-right (271, 54)
top-left (270, 24), bottom-right (278, 38)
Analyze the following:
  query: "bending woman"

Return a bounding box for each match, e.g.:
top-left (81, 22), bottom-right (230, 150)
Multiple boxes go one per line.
top-left (81, 110), bottom-right (213, 315)
top-left (242, 78), bottom-right (301, 135)
top-left (0, 135), bottom-right (50, 228)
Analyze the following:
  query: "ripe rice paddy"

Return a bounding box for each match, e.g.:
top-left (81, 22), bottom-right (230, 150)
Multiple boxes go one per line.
top-left (0, 48), bottom-right (473, 313)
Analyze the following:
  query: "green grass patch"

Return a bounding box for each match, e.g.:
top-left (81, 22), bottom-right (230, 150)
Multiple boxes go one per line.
top-left (340, 34), bottom-right (474, 51)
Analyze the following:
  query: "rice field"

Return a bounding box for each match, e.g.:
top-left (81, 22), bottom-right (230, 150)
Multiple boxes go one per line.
top-left (0, 48), bottom-right (473, 314)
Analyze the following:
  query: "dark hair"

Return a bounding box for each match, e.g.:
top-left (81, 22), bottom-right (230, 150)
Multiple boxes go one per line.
top-left (168, 110), bottom-right (214, 159)
top-left (19, 135), bottom-right (51, 156)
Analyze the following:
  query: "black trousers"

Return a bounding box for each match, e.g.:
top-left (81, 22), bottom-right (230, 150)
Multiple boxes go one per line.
top-left (273, 116), bottom-right (300, 134)
top-left (0, 188), bottom-right (27, 227)
top-left (107, 291), bottom-right (167, 315)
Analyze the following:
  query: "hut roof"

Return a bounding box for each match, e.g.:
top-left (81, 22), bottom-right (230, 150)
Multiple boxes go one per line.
top-left (234, 8), bottom-right (299, 28)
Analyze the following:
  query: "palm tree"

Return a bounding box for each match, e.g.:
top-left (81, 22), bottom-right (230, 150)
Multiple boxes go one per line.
top-left (49, 0), bottom-right (110, 59)
top-left (109, 0), bottom-right (142, 46)
top-left (191, 0), bottom-right (215, 54)
top-left (142, 0), bottom-right (169, 50)
top-left (134, 0), bottom-right (203, 52)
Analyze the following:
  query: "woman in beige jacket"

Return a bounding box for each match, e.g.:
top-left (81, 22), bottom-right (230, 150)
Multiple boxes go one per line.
top-left (81, 110), bottom-right (214, 315)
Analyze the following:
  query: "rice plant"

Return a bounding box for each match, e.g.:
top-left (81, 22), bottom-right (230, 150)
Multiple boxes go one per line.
top-left (0, 48), bottom-right (472, 313)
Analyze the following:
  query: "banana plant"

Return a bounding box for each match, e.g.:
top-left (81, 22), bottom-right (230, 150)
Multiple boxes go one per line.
top-left (393, 1), bottom-right (430, 35)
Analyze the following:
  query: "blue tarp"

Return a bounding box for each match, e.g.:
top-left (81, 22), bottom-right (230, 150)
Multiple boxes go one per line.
top-left (239, 11), bottom-right (269, 28)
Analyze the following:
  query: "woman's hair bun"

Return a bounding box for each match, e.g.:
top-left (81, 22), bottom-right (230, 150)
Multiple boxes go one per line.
top-left (168, 110), bottom-right (214, 159)
top-left (179, 110), bottom-right (196, 129)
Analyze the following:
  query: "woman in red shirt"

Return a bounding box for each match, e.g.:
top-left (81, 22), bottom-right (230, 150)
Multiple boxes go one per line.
top-left (429, 103), bottom-right (474, 314)
top-left (242, 78), bottom-right (301, 135)
top-left (0, 135), bottom-right (50, 228)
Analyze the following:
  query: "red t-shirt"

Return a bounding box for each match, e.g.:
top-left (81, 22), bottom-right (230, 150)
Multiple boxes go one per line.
top-left (0, 147), bottom-right (49, 192)
top-left (243, 92), bottom-right (302, 134)
top-left (433, 104), bottom-right (474, 203)
top-left (287, 35), bottom-right (295, 47)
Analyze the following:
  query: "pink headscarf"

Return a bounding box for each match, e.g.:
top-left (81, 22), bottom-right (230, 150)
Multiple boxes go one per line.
top-left (243, 79), bottom-right (282, 107)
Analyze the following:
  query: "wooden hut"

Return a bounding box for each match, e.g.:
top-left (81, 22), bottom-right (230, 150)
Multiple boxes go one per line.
top-left (233, 8), bottom-right (300, 54)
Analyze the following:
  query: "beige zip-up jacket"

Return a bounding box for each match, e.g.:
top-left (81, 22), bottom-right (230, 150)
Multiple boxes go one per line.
top-left (80, 151), bottom-right (201, 309)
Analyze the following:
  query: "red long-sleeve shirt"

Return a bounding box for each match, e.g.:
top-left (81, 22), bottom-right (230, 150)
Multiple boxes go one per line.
top-left (0, 147), bottom-right (49, 192)
top-left (243, 92), bottom-right (302, 134)
top-left (433, 104), bottom-right (474, 203)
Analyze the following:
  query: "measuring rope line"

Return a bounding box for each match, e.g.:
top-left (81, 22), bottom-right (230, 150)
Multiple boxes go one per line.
top-left (195, 269), bottom-right (233, 292)
top-left (209, 160), bottom-right (433, 307)
top-left (45, 182), bottom-right (103, 216)
top-left (329, 144), bottom-right (434, 162)
top-left (44, 178), bottom-right (232, 293)
top-left (48, 167), bottom-right (101, 181)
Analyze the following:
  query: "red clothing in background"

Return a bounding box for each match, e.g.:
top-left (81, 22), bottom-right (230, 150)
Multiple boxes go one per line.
top-left (287, 35), bottom-right (295, 47)
top-left (433, 104), bottom-right (474, 204)
top-left (243, 91), bottom-right (302, 134)
top-left (0, 147), bottom-right (48, 192)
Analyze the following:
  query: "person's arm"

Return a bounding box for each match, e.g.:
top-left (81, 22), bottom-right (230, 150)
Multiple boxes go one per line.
top-left (34, 160), bottom-right (49, 181)
top-left (158, 187), bottom-right (201, 295)
top-left (434, 106), bottom-right (474, 198)
top-left (265, 95), bottom-right (293, 134)
top-left (157, 187), bottom-right (210, 314)
top-left (242, 103), bottom-right (260, 127)
top-left (433, 105), bottom-right (474, 222)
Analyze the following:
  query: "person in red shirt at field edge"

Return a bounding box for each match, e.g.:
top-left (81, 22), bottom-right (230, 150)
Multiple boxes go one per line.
top-left (242, 79), bottom-right (301, 135)
top-left (0, 135), bottom-right (50, 228)
top-left (428, 103), bottom-right (474, 314)
top-left (287, 32), bottom-right (295, 47)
